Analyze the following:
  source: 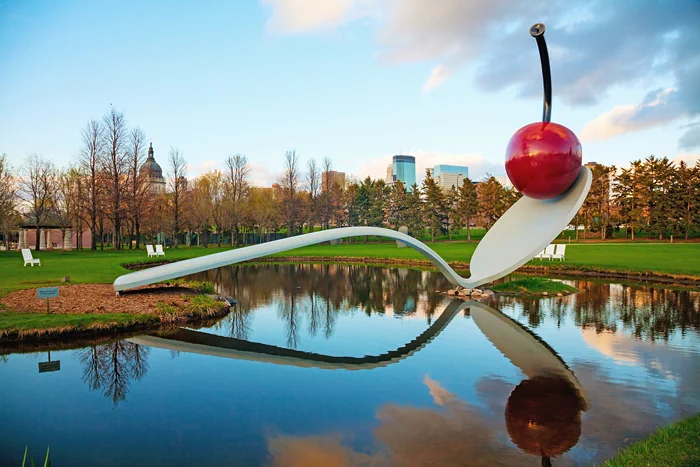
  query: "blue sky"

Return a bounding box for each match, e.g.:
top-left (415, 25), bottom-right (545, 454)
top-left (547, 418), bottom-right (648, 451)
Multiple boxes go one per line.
top-left (1, 0), bottom-right (698, 185)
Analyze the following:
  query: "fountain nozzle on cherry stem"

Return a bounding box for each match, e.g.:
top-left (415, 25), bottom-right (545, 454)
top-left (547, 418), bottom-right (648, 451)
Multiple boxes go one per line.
top-left (530, 23), bottom-right (551, 123)
top-left (504, 22), bottom-right (582, 200)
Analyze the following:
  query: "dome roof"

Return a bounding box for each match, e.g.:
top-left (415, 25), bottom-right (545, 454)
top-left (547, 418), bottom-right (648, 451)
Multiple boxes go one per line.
top-left (140, 143), bottom-right (164, 179)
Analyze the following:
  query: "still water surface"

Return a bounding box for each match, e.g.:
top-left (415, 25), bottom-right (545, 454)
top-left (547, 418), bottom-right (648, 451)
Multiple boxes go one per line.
top-left (1, 264), bottom-right (699, 466)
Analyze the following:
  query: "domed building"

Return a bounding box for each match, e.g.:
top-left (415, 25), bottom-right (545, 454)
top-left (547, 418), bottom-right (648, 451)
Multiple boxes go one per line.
top-left (140, 142), bottom-right (166, 194)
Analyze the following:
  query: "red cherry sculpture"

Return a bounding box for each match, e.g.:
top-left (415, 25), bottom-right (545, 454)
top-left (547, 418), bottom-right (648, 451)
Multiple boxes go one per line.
top-left (505, 23), bottom-right (583, 200)
top-left (506, 122), bottom-right (582, 199)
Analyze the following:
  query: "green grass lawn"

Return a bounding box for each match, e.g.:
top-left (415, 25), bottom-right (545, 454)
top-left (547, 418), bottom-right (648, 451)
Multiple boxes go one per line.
top-left (0, 241), bottom-right (698, 300)
top-left (0, 246), bottom-right (233, 296)
top-left (491, 278), bottom-right (578, 295)
top-left (273, 242), bottom-right (700, 276)
top-left (600, 413), bottom-right (700, 466)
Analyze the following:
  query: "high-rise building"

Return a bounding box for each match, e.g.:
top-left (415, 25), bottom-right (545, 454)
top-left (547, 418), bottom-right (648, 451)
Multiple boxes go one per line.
top-left (433, 164), bottom-right (469, 191)
top-left (385, 164), bottom-right (393, 184)
top-left (139, 143), bottom-right (166, 194)
top-left (321, 170), bottom-right (346, 191)
top-left (392, 155), bottom-right (416, 191)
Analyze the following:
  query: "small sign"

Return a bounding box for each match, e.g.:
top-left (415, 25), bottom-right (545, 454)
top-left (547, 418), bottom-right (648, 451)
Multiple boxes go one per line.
top-left (37, 287), bottom-right (59, 299)
top-left (38, 361), bottom-right (61, 373)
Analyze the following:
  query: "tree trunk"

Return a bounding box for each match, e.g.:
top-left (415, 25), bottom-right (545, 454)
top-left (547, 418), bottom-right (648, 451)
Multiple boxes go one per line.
top-left (466, 219), bottom-right (471, 242)
top-left (35, 226), bottom-right (40, 251)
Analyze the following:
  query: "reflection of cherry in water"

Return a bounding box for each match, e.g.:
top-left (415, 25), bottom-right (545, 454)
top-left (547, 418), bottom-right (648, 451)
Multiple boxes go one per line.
top-left (505, 376), bottom-right (584, 466)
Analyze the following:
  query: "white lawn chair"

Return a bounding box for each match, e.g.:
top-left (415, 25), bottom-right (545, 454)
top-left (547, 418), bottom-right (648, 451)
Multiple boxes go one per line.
top-left (541, 244), bottom-right (556, 260)
top-left (551, 244), bottom-right (566, 261)
top-left (155, 244), bottom-right (165, 257)
top-left (146, 245), bottom-right (156, 257)
top-left (534, 248), bottom-right (546, 259)
top-left (22, 248), bottom-right (41, 267)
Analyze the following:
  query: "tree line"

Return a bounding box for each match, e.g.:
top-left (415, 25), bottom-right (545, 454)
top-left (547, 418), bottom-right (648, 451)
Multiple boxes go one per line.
top-left (0, 108), bottom-right (698, 250)
top-left (577, 157), bottom-right (699, 240)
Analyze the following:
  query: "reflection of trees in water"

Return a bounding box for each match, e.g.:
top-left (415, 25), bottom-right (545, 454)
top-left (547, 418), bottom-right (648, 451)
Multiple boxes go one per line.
top-left (191, 264), bottom-right (451, 348)
top-left (76, 341), bottom-right (150, 406)
top-left (497, 280), bottom-right (699, 342)
top-left (572, 281), bottom-right (700, 341)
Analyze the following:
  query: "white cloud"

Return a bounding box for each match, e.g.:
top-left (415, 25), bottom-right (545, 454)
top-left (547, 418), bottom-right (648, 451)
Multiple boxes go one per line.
top-left (672, 153), bottom-right (700, 166)
top-left (261, 0), bottom-right (700, 148)
top-left (357, 150), bottom-right (504, 185)
top-left (249, 161), bottom-right (280, 187)
top-left (581, 88), bottom-right (682, 142)
top-left (187, 159), bottom-right (220, 178)
top-left (422, 65), bottom-right (451, 93)
top-left (262, 0), bottom-right (374, 34)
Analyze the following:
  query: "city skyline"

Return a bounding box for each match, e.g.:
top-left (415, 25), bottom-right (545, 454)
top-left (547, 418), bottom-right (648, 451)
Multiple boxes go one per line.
top-left (1, 1), bottom-right (698, 186)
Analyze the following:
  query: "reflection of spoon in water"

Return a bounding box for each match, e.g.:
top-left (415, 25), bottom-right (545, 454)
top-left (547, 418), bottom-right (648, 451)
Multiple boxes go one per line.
top-left (469, 301), bottom-right (589, 410)
top-left (470, 301), bottom-right (588, 466)
top-left (113, 169), bottom-right (590, 292)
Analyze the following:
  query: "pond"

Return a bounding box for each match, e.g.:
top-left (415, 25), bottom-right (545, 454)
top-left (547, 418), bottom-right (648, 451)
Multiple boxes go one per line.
top-left (1, 264), bottom-right (699, 466)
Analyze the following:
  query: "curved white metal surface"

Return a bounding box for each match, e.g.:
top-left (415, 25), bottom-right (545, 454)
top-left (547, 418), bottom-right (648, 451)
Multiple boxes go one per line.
top-left (470, 301), bottom-right (589, 410)
top-left (113, 167), bottom-right (591, 292)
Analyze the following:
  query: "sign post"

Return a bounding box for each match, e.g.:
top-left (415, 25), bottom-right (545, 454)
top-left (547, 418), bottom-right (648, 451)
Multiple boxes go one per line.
top-left (37, 287), bottom-right (59, 314)
top-left (38, 350), bottom-right (60, 373)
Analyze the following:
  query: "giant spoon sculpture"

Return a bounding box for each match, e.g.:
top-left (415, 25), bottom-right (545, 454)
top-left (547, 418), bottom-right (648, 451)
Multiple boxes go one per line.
top-left (114, 23), bottom-right (591, 294)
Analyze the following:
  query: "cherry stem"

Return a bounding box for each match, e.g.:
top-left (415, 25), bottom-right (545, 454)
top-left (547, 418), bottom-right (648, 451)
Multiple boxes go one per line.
top-left (530, 23), bottom-right (552, 123)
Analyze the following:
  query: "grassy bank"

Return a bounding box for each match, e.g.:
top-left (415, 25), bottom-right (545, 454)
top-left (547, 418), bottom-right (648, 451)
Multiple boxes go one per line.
top-left (491, 278), bottom-right (578, 295)
top-left (0, 288), bottom-right (229, 342)
top-left (600, 413), bottom-right (700, 466)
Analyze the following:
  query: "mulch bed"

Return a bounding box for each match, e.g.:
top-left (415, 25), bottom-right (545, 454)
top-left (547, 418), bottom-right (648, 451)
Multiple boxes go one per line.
top-left (0, 284), bottom-right (197, 314)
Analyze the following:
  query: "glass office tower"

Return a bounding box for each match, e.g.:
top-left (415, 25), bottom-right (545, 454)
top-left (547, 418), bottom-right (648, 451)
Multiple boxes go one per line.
top-left (433, 164), bottom-right (469, 190)
top-left (392, 155), bottom-right (416, 191)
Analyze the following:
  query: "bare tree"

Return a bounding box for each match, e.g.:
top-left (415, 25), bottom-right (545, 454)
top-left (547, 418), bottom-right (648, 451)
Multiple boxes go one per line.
top-left (79, 120), bottom-right (103, 250)
top-left (127, 127), bottom-right (148, 249)
top-left (186, 174), bottom-right (213, 247)
top-left (306, 158), bottom-right (320, 199)
top-left (224, 154), bottom-right (250, 246)
top-left (306, 158), bottom-right (320, 231)
top-left (101, 108), bottom-right (128, 249)
top-left (57, 166), bottom-right (83, 246)
top-left (20, 153), bottom-right (59, 250)
top-left (320, 157), bottom-right (334, 230)
top-left (167, 147), bottom-right (187, 247)
top-left (279, 150), bottom-right (301, 237)
top-left (0, 154), bottom-right (19, 249)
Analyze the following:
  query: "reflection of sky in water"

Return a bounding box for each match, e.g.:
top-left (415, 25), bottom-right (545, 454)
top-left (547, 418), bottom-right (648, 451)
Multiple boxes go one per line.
top-left (0, 265), bottom-right (698, 466)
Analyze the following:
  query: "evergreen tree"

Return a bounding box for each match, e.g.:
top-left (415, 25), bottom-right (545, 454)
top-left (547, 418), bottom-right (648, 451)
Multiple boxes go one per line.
top-left (477, 176), bottom-right (503, 230)
top-left (641, 156), bottom-right (676, 239)
top-left (387, 180), bottom-right (409, 229)
top-left (455, 178), bottom-right (479, 241)
top-left (405, 183), bottom-right (424, 238)
top-left (367, 179), bottom-right (389, 228)
top-left (613, 161), bottom-right (644, 240)
top-left (447, 186), bottom-right (460, 240)
top-left (345, 183), bottom-right (361, 228)
top-left (675, 161), bottom-right (699, 240)
top-left (422, 169), bottom-right (448, 241)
